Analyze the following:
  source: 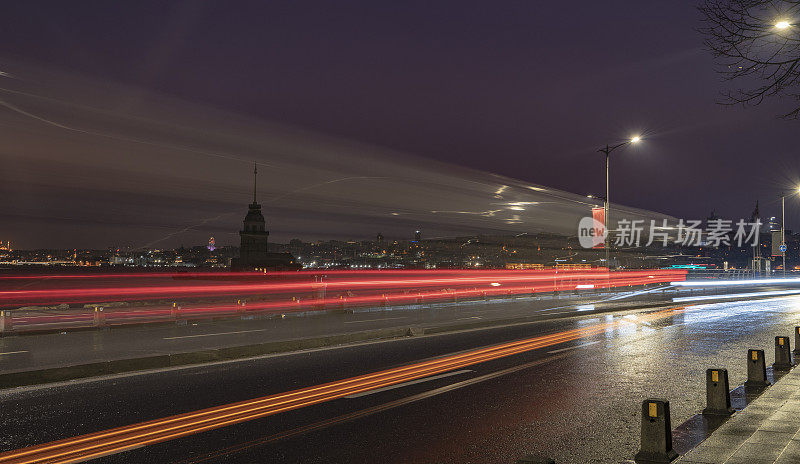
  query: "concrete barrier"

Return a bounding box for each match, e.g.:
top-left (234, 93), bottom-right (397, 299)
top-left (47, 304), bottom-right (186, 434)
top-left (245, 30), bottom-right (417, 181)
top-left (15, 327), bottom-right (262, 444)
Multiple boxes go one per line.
top-left (744, 349), bottom-right (770, 388)
top-left (93, 307), bottom-right (106, 328)
top-left (634, 399), bottom-right (678, 463)
top-left (793, 326), bottom-right (800, 357)
top-left (405, 326), bottom-right (424, 336)
top-left (108, 355), bottom-right (171, 374)
top-left (702, 368), bottom-right (734, 416)
top-left (0, 310), bottom-right (12, 335)
top-left (773, 336), bottom-right (792, 371)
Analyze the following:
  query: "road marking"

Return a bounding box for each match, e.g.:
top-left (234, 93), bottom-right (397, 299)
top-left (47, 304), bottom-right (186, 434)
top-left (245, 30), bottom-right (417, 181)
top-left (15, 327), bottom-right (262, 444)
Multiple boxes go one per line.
top-left (0, 350), bottom-right (29, 356)
top-left (453, 316), bottom-right (483, 321)
top-left (163, 329), bottom-right (271, 340)
top-left (344, 369), bottom-right (473, 398)
top-left (547, 340), bottom-right (601, 354)
top-left (174, 352), bottom-right (573, 463)
top-left (344, 316), bottom-right (407, 324)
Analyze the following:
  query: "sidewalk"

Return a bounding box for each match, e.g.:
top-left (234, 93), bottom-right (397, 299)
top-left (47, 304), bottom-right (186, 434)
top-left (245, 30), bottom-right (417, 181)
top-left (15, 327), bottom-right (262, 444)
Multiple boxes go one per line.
top-left (678, 366), bottom-right (800, 463)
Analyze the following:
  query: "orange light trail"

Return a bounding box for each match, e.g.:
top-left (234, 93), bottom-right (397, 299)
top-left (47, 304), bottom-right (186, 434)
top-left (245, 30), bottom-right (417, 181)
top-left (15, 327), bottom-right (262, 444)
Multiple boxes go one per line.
top-left (0, 305), bottom-right (687, 464)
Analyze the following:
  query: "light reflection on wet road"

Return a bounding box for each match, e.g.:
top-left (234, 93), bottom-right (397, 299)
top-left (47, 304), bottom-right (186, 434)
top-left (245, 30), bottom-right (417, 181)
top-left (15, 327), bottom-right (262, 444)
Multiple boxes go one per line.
top-left (2, 296), bottom-right (800, 463)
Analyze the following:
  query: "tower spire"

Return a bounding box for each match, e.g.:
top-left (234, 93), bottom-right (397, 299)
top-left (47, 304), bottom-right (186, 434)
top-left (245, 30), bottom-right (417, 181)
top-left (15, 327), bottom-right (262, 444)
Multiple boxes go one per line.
top-left (253, 162), bottom-right (258, 203)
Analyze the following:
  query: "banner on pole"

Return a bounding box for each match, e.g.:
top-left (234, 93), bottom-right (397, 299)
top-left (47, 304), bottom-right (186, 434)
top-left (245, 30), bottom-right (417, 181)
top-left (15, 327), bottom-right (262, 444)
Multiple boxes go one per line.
top-left (592, 207), bottom-right (606, 249)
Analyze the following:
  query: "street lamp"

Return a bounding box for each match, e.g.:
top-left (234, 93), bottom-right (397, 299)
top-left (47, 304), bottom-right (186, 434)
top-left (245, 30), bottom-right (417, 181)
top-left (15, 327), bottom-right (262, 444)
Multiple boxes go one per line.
top-left (775, 20), bottom-right (791, 30)
top-left (781, 186), bottom-right (800, 276)
top-left (598, 136), bottom-right (641, 268)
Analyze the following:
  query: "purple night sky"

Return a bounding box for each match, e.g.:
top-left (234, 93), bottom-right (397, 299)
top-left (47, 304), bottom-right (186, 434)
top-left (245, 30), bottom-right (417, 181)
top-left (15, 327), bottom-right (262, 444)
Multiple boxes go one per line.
top-left (1, 1), bottom-right (798, 248)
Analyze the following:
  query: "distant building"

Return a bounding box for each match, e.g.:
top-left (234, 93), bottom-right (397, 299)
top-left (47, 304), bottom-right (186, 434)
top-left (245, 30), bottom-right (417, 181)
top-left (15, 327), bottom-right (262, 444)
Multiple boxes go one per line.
top-left (230, 164), bottom-right (299, 271)
top-left (768, 216), bottom-right (780, 232)
top-left (414, 230), bottom-right (422, 242)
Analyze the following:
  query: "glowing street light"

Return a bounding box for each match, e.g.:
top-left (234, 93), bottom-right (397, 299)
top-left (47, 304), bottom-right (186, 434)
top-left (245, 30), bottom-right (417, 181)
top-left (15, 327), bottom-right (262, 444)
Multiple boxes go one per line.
top-left (775, 20), bottom-right (791, 30)
top-left (597, 135), bottom-right (643, 267)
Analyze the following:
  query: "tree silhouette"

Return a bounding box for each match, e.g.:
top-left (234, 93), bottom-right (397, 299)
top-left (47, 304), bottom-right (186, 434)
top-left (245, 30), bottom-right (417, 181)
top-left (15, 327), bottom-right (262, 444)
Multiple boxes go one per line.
top-left (699, 0), bottom-right (800, 117)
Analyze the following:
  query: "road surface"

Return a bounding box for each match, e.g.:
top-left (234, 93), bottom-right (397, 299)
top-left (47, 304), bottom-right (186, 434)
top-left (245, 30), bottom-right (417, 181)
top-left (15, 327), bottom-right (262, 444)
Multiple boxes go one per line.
top-left (2, 295), bottom-right (800, 463)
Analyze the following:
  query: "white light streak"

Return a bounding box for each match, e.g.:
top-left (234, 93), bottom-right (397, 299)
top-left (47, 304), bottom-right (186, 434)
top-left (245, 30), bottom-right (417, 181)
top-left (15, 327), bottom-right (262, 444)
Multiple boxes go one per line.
top-left (672, 278), bottom-right (800, 287)
top-left (673, 289), bottom-right (800, 303)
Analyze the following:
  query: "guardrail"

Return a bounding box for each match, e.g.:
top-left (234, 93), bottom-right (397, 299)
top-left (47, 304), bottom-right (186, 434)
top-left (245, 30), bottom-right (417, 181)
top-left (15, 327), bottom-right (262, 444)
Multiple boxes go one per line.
top-left (685, 269), bottom-right (800, 280)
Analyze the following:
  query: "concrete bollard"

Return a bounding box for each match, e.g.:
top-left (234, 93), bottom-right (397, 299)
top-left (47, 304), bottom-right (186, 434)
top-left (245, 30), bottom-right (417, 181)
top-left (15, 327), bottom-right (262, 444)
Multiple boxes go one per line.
top-left (93, 307), bottom-right (106, 328)
top-left (634, 399), bottom-right (678, 464)
top-left (745, 349), bottom-right (770, 387)
top-left (0, 310), bottom-right (12, 334)
top-left (773, 336), bottom-right (792, 371)
top-left (702, 369), bottom-right (735, 416)
top-left (516, 455), bottom-right (555, 464)
top-left (793, 327), bottom-right (800, 356)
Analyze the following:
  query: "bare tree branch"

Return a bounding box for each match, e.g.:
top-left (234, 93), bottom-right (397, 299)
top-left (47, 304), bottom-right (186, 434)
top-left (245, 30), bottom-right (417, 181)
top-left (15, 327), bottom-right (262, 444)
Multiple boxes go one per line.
top-left (699, 0), bottom-right (800, 117)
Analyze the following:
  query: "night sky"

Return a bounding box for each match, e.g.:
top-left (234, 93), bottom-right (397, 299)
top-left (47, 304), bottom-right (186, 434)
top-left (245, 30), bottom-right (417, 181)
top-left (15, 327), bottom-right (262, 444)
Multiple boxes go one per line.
top-left (1, 1), bottom-right (799, 248)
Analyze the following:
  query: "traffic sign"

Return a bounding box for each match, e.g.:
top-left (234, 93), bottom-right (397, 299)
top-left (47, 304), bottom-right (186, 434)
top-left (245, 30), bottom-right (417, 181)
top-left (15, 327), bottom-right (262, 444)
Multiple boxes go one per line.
top-left (780, 244), bottom-right (787, 253)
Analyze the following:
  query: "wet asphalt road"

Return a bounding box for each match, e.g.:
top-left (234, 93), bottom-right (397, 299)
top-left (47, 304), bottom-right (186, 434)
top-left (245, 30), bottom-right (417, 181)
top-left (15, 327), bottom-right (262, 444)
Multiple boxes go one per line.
top-left (3, 295), bottom-right (800, 463)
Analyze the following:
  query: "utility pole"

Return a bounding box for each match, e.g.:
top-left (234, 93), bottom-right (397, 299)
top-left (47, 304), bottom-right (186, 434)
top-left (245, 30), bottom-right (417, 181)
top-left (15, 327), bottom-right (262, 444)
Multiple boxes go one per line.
top-left (783, 195), bottom-right (786, 277)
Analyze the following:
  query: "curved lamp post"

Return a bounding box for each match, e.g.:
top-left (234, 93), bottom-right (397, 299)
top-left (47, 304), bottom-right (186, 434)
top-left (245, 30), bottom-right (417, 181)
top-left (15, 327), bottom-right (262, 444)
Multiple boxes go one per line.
top-left (598, 136), bottom-right (641, 268)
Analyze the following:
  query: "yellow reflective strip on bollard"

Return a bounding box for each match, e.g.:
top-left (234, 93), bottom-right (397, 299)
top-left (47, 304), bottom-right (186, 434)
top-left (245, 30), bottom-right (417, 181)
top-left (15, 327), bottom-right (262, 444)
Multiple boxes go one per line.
top-left (780, 338), bottom-right (785, 346)
top-left (649, 403), bottom-right (657, 418)
top-left (752, 351), bottom-right (758, 360)
top-left (711, 371), bottom-right (718, 382)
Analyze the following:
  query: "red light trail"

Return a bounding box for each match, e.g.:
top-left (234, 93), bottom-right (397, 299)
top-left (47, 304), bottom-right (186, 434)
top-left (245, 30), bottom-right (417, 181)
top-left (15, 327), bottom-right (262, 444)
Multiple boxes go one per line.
top-left (0, 269), bottom-right (686, 304)
top-left (0, 269), bottom-right (687, 332)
